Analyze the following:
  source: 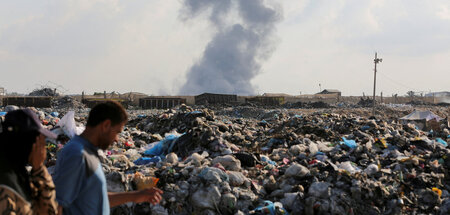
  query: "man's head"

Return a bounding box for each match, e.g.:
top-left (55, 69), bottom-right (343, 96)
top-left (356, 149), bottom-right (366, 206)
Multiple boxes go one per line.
top-left (0, 109), bottom-right (57, 166)
top-left (86, 101), bottom-right (128, 150)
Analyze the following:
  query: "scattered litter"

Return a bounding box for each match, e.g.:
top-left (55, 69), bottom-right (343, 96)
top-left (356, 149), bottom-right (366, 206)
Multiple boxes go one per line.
top-left (15, 103), bottom-right (449, 214)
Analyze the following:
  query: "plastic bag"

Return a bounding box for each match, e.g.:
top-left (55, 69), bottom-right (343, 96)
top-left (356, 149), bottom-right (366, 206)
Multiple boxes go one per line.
top-left (340, 137), bottom-right (357, 149)
top-left (56, 111), bottom-right (84, 138)
top-left (134, 172), bottom-right (159, 190)
top-left (143, 133), bottom-right (181, 156)
top-left (261, 155), bottom-right (277, 166)
top-left (134, 157), bottom-right (162, 165)
top-left (252, 201), bottom-right (289, 215)
top-left (339, 161), bottom-right (360, 174)
top-left (436, 138), bottom-right (448, 147)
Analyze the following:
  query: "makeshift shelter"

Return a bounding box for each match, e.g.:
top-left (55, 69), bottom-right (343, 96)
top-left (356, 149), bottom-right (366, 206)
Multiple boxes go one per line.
top-left (399, 110), bottom-right (443, 130)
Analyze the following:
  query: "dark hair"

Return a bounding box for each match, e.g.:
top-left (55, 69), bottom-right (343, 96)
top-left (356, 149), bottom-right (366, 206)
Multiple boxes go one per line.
top-left (86, 101), bottom-right (128, 127)
top-left (0, 130), bottom-right (40, 167)
top-left (0, 122), bottom-right (40, 203)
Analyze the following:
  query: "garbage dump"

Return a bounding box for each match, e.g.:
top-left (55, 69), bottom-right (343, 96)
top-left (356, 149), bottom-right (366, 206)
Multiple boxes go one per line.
top-left (2, 103), bottom-right (449, 215)
top-left (28, 87), bottom-right (60, 97)
top-left (51, 96), bottom-right (86, 109)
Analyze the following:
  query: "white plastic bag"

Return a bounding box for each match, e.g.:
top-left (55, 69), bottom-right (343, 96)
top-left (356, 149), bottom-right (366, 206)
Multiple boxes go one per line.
top-left (57, 111), bottom-right (84, 138)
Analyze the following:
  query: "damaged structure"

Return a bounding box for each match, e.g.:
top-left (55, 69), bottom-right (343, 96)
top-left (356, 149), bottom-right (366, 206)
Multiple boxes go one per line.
top-left (195, 93), bottom-right (237, 105)
top-left (139, 97), bottom-right (187, 109)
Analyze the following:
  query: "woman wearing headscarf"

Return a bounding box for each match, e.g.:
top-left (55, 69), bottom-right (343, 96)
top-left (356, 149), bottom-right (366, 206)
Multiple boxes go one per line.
top-left (0, 109), bottom-right (58, 214)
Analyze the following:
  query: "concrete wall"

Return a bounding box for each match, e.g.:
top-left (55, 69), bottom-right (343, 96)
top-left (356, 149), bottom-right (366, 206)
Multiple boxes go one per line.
top-left (195, 93), bottom-right (237, 105)
top-left (139, 97), bottom-right (187, 109)
top-left (2, 96), bottom-right (52, 108)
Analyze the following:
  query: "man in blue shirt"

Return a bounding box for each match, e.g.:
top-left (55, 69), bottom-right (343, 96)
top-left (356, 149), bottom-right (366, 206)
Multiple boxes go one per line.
top-left (53, 101), bottom-right (163, 215)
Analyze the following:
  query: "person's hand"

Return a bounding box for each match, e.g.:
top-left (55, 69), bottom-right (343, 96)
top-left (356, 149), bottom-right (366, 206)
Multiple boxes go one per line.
top-left (134, 188), bottom-right (163, 205)
top-left (29, 134), bottom-right (47, 170)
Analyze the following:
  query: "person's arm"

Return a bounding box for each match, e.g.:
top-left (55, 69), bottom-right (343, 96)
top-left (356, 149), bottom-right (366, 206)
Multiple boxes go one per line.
top-left (52, 143), bottom-right (86, 211)
top-left (29, 135), bottom-right (58, 215)
top-left (108, 188), bottom-right (163, 207)
top-left (58, 205), bottom-right (63, 215)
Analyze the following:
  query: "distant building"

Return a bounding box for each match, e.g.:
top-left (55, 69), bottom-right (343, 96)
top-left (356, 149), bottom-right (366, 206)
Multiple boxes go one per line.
top-left (262, 93), bottom-right (292, 97)
top-left (139, 96), bottom-right (186, 109)
top-left (0, 87), bottom-right (4, 96)
top-left (195, 93), bottom-right (237, 105)
top-left (425, 91), bottom-right (450, 97)
top-left (316, 89), bottom-right (341, 97)
top-left (121, 92), bottom-right (148, 106)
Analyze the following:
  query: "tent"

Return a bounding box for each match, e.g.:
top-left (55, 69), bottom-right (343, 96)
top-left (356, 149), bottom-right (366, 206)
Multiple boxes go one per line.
top-left (400, 110), bottom-right (442, 121)
top-left (400, 110), bottom-right (443, 130)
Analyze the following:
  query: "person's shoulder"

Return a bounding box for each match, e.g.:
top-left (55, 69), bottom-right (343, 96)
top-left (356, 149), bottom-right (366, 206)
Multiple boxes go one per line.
top-left (59, 136), bottom-right (85, 157)
top-left (0, 185), bottom-right (31, 208)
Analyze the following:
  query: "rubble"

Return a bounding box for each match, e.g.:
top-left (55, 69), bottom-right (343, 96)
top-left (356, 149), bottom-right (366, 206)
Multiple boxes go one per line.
top-left (52, 96), bottom-right (86, 109)
top-left (29, 87), bottom-right (60, 96)
top-left (4, 103), bottom-right (450, 214)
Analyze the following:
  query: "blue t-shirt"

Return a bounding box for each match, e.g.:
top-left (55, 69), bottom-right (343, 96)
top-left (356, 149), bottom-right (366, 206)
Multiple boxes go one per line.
top-left (53, 136), bottom-right (109, 215)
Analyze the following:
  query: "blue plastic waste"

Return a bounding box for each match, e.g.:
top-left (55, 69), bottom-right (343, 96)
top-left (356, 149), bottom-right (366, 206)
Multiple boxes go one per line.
top-left (361, 125), bottom-right (370, 131)
top-left (186, 110), bottom-right (202, 115)
top-left (315, 151), bottom-right (325, 155)
top-left (50, 112), bottom-right (59, 117)
top-left (261, 156), bottom-right (277, 166)
top-left (133, 157), bottom-right (162, 165)
top-left (0, 112), bottom-right (6, 116)
top-left (254, 201), bottom-right (289, 215)
top-left (436, 138), bottom-right (448, 147)
top-left (144, 142), bottom-right (164, 156)
top-left (340, 137), bottom-right (357, 149)
top-left (137, 114), bottom-right (146, 118)
top-left (143, 134), bottom-right (182, 156)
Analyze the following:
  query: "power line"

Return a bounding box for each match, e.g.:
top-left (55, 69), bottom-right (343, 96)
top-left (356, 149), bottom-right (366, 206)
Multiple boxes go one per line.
top-left (378, 72), bottom-right (419, 92)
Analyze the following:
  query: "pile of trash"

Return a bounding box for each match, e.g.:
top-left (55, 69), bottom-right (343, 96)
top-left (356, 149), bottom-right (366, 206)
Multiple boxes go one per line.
top-left (28, 88), bottom-right (60, 97)
top-left (357, 97), bottom-right (374, 107)
top-left (2, 104), bottom-right (450, 214)
top-left (283, 101), bottom-right (332, 109)
top-left (52, 96), bottom-right (86, 109)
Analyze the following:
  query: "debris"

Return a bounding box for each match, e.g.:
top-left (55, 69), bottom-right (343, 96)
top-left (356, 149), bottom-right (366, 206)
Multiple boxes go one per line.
top-left (32, 104), bottom-right (450, 214)
top-left (29, 87), bottom-right (59, 96)
top-left (134, 172), bottom-right (159, 190)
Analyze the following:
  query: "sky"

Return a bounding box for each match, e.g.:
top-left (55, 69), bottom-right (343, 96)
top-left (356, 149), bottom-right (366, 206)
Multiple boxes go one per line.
top-left (0, 0), bottom-right (449, 96)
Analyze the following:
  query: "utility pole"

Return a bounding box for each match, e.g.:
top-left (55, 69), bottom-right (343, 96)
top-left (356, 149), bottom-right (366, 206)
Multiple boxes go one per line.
top-left (372, 52), bottom-right (382, 116)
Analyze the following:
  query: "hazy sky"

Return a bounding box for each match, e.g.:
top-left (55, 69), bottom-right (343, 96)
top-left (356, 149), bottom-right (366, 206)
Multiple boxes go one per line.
top-left (1, 0), bottom-right (449, 96)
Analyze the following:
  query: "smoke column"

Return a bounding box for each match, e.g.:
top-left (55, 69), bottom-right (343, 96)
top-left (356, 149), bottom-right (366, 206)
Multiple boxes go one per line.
top-left (179, 0), bottom-right (281, 95)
